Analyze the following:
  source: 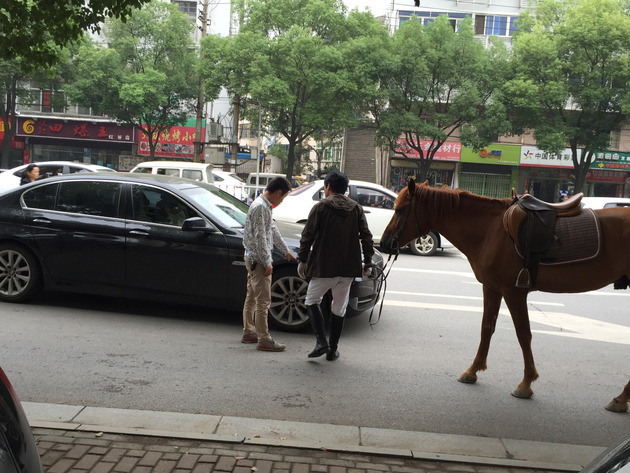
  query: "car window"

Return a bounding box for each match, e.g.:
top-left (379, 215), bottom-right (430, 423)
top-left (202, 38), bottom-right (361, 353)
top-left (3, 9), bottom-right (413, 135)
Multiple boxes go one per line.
top-left (157, 168), bottom-right (179, 177)
top-left (181, 185), bottom-right (249, 228)
top-left (131, 167), bottom-right (152, 174)
top-left (182, 169), bottom-right (203, 181)
top-left (22, 183), bottom-right (60, 210)
top-left (288, 182), bottom-right (316, 197)
top-left (213, 174), bottom-right (225, 182)
top-left (131, 185), bottom-right (197, 227)
top-left (39, 165), bottom-right (65, 178)
top-left (355, 187), bottom-right (395, 209)
top-left (56, 181), bottom-right (121, 218)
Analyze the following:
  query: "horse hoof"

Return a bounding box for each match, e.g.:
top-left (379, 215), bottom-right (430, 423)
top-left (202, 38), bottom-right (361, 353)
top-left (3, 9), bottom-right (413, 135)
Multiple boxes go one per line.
top-left (605, 400), bottom-right (629, 413)
top-left (511, 387), bottom-right (533, 399)
top-left (458, 372), bottom-right (477, 384)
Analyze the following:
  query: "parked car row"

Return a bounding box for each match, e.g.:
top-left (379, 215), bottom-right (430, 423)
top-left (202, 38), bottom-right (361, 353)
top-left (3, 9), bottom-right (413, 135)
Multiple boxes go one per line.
top-left (0, 172), bottom-right (384, 331)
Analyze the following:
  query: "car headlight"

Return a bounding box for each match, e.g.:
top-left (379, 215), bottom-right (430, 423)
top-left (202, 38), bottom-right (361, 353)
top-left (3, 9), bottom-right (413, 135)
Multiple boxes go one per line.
top-left (372, 248), bottom-right (384, 269)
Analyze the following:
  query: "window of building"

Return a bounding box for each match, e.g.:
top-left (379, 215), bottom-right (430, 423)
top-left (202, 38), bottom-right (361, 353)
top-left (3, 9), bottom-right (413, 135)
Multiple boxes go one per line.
top-left (475, 15), bottom-right (518, 37)
top-left (399, 11), bottom-right (470, 32)
top-left (175, 1), bottom-right (196, 14)
top-left (610, 130), bottom-right (621, 149)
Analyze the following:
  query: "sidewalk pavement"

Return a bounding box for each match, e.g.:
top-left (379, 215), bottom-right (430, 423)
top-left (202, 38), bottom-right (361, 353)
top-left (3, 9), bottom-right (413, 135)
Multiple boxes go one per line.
top-left (25, 402), bottom-right (604, 473)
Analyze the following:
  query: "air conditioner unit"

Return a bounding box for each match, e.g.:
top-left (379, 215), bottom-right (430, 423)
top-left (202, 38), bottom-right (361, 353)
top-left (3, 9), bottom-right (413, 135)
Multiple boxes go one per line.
top-left (208, 123), bottom-right (223, 141)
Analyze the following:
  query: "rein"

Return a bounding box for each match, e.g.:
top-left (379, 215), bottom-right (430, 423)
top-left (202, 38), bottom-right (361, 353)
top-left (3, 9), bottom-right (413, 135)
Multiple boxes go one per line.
top-left (368, 190), bottom-right (419, 326)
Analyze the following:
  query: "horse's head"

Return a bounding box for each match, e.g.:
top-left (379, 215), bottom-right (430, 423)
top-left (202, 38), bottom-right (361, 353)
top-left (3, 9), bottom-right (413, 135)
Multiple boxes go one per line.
top-left (381, 179), bottom-right (432, 254)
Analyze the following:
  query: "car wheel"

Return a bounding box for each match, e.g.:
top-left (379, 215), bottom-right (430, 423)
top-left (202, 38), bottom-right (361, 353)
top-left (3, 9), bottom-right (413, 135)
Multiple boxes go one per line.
top-left (0, 244), bottom-right (42, 302)
top-left (269, 268), bottom-right (311, 332)
top-left (409, 232), bottom-right (439, 256)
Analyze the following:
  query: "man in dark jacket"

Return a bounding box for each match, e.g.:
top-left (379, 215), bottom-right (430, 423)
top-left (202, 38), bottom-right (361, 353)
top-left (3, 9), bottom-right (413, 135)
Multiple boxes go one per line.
top-left (297, 171), bottom-right (374, 360)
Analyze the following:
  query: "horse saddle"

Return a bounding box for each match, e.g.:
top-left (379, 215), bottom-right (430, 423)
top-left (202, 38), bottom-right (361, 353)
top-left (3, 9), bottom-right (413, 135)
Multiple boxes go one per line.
top-left (503, 192), bottom-right (601, 289)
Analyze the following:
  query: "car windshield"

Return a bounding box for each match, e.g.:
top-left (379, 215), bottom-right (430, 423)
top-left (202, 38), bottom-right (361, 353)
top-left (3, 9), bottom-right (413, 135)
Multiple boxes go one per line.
top-left (182, 185), bottom-right (249, 228)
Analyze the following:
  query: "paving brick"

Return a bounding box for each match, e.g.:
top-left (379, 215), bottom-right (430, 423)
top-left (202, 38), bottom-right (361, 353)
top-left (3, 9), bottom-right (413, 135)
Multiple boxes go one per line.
top-left (41, 449), bottom-right (67, 467)
top-left (197, 454), bottom-right (219, 463)
top-left (177, 453), bottom-right (200, 469)
top-left (356, 463), bottom-right (389, 472)
top-left (48, 458), bottom-right (78, 473)
top-left (131, 467), bottom-right (153, 473)
top-left (114, 456), bottom-right (140, 472)
top-left (138, 451), bottom-right (163, 466)
top-left (234, 467), bottom-right (254, 473)
top-left (214, 455), bottom-right (237, 471)
top-left (254, 459), bottom-right (274, 473)
top-left (102, 448), bottom-right (129, 463)
top-left (163, 453), bottom-right (183, 461)
top-left (154, 459), bottom-right (178, 473)
top-left (330, 467), bottom-right (348, 473)
top-left (91, 463), bottom-right (116, 473)
top-left (65, 445), bottom-right (92, 459)
top-left (191, 464), bottom-right (213, 473)
top-left (74, 453), bottom-right (102, 470)
top-left (291, 463), bottom-right (310, 473)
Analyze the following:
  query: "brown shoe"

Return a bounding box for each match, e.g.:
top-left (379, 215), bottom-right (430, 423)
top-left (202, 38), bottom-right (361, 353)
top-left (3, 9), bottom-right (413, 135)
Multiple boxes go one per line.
top-left (257, 339), bottom-right (286, 352)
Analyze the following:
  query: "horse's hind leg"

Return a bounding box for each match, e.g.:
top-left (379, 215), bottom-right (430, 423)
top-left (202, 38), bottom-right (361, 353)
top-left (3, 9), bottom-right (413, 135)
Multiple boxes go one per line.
top-left (503, 291), bottom-right (539, 399)
top-left (606, 380), bottom-right (630, 413)
top-left (458, 285), bottom-right (502, 384)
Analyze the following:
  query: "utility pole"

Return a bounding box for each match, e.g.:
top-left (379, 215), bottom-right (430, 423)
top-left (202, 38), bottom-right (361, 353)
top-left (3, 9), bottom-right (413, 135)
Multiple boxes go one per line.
top-left (229, 0), bottom-right (244, 172)
top-left (193, 0), bottom-right (209, 163)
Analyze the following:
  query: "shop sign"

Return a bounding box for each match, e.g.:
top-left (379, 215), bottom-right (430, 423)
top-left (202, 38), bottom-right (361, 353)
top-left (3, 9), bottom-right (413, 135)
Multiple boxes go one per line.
top-left (520, 146), bottom-right (573, 168)
top-left (460, 144), bottom-right (520, 166)
top-left (582, 169), bottom-right (628, 183)
top-left (394, 139), bottom-right (461, 161)
top-left (590, 151), bottom-right (630, 171)
top-left (16, 117), bottom-right (135, 143)
top-left (138, 119), bottom-right (203, 159)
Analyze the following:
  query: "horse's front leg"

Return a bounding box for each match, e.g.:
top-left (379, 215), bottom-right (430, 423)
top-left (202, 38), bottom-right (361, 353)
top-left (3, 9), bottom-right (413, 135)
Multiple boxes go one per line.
top-left (458, 284), bottom-right (502, 384)
top-left (503, 291), bottom-right (539, 399)
top-left (606, 380), bottom-right (630, 413)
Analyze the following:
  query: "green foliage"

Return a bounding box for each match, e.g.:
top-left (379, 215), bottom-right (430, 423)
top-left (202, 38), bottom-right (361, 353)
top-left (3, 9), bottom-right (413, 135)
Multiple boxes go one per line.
top-left (65, 1), bottom-right (199, 158)
top-left (213, 0), bottom-right (387, 179)
top-left (373, 15), bottom-right (511, 182)
top-left (0, 0), bottom-right (149, 70)
top-left (506, 0), bottom-right (630, 192)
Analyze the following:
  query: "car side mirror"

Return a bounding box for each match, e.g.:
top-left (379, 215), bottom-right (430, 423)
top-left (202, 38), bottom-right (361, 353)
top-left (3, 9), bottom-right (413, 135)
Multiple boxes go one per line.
top-left (182, 217), bottom-right (216, 233)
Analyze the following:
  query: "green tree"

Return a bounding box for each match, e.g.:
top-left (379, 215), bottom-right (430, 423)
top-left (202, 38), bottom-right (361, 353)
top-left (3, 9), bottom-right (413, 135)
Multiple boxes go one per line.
top-left (370, 15), bottom-right (511, 183)
top-left (0, 0), bottom-right (149, 70)
top-left (505, 0), bottom-right (630, 193)
top-left (0, 50), bottom-right (74, 168)
top-left (66, 1), bottom-right (201, 158)
top-left (227, 0), bottom-right (382, 180)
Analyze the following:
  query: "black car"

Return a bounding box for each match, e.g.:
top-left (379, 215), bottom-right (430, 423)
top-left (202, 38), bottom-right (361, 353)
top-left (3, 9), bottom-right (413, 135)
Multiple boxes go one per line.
top-left (0, 366), bottom-right (43, 473)
top-left (581, 432), bottom-right (630, 473)
top-left (0, 173), bottom-right (383, 331)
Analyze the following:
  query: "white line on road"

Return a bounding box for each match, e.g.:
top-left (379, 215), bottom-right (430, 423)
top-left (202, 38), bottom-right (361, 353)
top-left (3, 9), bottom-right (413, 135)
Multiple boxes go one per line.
top-left (382, 300), bottom-right (630, 345)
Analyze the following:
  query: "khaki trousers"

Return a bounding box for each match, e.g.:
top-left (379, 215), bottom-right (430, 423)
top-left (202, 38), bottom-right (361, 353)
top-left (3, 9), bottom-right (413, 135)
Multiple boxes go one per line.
top-left (242, 259), bottom-right (272, 341)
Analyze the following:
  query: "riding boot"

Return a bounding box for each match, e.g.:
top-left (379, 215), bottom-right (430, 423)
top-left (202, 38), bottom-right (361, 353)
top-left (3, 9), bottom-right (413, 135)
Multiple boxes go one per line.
top-left (326, 314), bottom-right (345, 361)
top-left (307, 304), bottom-right (329, 358)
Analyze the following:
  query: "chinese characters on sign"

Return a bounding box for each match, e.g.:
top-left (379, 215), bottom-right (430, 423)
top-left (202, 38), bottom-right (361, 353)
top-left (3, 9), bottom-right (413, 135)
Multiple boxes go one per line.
top-left (138, 123), bottom-right (204, 159)
top-left (591, 151), bottom-right (630, 171)
top-left (16, 118), bottom-right (135, 143)
top-left (520, 146), bottom-right (574, 168)
top-left (394, 138), bottom-right (461, 161)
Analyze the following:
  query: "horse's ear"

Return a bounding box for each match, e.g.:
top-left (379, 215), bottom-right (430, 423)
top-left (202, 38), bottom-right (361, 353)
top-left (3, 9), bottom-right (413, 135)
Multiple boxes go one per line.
top-left (408, 178), bottom-right (415, 193)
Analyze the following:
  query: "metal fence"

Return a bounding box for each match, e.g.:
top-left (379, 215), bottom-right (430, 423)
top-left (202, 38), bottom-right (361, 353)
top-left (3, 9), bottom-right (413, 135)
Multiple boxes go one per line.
top-left (459, 172), bottom-right (512, 198)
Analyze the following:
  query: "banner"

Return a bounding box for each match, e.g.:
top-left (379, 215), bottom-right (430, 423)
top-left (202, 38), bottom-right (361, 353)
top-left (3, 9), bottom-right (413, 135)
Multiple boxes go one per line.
top-left (395, 139), bottom-right (461, 161)
top-left (138, 119), bottom-right (204, 159)
top-left (460, 144), bottom-right (520, 166)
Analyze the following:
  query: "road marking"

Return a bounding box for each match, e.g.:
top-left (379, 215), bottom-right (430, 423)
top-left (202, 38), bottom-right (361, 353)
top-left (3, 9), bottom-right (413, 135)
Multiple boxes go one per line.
top-left (382, 300), bottom-right (630, 345)
top-left (389, 268), bottom-right (476, 278)
top-left (387, 291), bottom-right (564, 307)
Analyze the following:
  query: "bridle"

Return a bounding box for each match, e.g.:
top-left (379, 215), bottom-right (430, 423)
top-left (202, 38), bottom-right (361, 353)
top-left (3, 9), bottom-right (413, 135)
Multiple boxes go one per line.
top-left (368, 189), bottom-right (421, 326)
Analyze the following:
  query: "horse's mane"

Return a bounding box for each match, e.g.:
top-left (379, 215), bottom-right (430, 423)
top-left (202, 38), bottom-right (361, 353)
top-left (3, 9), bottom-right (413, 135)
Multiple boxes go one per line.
top-left (396, 183), bottom-right (511, 218)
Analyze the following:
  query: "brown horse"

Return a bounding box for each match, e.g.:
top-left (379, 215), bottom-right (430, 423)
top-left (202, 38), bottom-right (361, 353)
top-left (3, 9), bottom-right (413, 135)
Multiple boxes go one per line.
top-left (380, 179), bottom-right (630, 412)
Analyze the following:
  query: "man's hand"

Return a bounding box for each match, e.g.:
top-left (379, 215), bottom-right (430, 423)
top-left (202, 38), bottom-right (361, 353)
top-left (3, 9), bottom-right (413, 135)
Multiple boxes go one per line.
top-left (297, 261), bottom-right (308, 279)
top-left (264, 265), bottom-right (273, 277)
top-left (285, 252), bottom-right (296, 261)
top-left (363, 262), bottom-right (376, 278)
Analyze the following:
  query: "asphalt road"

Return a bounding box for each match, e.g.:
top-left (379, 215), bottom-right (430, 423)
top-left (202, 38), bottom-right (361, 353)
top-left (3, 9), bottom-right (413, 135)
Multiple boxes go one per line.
top-left (2, 249), bottom-right (629, 449)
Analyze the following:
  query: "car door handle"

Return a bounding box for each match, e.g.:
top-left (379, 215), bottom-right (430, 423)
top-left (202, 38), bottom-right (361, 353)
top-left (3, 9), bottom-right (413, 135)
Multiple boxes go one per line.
top-left (363, 209), bottom-right (371, 214)
top-left (128, 229), bottom-right (150, 237)
top-left (32, 218), bottom-right (52, 224)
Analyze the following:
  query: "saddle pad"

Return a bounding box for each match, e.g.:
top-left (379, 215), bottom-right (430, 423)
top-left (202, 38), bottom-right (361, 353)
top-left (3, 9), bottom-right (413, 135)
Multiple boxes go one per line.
top-left (515, 208), bottom-right (601, 265)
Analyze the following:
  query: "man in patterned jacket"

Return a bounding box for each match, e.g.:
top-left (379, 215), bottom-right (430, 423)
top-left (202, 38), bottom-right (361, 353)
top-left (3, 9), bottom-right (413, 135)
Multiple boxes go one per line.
top-left (242, 176), bottom-right (295, 351)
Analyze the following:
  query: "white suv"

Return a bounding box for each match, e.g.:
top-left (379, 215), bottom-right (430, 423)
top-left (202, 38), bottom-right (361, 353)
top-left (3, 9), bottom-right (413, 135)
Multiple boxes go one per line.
top-left (130, 161), bottom-right (214, 184)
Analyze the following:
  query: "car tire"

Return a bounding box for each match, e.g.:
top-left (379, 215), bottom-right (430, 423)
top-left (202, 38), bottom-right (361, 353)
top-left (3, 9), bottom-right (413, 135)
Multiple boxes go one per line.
top-left (0, 244), bottom-right (42, 302)
top-left (268, 267), bottom-right (311, 332)
top-left (409, 232), bottom-right (439, 256)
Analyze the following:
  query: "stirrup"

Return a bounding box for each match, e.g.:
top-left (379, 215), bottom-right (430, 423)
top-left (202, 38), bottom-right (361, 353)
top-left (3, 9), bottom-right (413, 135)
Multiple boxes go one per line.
top-left (516, 268), bottom-right (531, 288)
